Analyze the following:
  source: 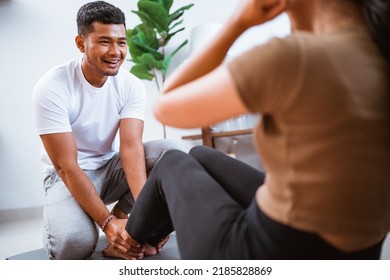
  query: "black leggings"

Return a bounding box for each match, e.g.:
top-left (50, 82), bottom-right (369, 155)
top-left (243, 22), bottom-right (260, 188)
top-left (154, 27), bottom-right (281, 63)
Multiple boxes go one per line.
top-left (126, 146), bottom-right (383, 259)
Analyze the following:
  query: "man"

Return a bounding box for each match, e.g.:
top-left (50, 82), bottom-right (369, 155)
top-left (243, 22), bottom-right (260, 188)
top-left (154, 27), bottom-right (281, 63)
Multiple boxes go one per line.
top-left (32, 1), bottom-right (188, 259)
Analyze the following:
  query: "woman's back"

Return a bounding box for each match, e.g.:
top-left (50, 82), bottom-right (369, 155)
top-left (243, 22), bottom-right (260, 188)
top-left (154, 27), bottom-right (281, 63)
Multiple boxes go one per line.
top-left (228, 26), bottom-right (390, 242)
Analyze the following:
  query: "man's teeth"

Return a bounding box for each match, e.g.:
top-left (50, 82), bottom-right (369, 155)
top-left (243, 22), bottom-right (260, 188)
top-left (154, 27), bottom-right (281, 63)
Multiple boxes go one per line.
top-left (105, 59), bottom-right (120, 63)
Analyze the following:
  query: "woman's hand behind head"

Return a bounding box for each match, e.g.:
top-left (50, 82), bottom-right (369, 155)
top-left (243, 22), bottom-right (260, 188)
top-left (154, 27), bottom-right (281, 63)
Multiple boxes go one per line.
top-left (232, 0), bottom-right (288, 31)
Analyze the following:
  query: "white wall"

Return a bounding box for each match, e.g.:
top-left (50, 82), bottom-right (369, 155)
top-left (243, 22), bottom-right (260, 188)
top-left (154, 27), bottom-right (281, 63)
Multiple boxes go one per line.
top-left (0, 0), bottom-right (290, 211)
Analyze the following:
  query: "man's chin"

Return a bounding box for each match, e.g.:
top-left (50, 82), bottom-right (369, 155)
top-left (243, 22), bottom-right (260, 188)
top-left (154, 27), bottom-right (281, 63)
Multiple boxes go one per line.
top-left (103, 69), bottom-right (120, 76)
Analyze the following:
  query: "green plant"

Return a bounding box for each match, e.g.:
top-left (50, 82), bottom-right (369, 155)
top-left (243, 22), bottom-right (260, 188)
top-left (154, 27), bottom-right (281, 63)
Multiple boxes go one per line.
top-left (127, 0), bottom-right (194, 91)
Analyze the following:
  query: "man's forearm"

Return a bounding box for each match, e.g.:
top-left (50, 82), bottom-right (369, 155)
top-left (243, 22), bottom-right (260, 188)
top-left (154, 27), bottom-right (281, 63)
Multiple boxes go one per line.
top-left (59, 165), bottom-right (110, 228)
top-left (120, 143), bottom-right (147, 200)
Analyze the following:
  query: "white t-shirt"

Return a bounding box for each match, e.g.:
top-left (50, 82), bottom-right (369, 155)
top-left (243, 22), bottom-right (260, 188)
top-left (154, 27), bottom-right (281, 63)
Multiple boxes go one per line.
top-left (33, 57), bottom-right (146, 174)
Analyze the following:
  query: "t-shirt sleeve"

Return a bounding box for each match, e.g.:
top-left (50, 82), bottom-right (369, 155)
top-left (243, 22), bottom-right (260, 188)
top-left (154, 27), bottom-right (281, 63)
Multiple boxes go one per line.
top-left (227, 35), bottom-right (304, 114)
top-left (32, 77), bottom-right (72, 135)
top-left (119, 75), bottom-right (147, 121)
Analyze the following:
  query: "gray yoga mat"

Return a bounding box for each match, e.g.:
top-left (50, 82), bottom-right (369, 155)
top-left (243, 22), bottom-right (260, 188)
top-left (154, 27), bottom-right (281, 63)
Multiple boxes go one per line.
top-left (6, 233), bottom-right (180, 260)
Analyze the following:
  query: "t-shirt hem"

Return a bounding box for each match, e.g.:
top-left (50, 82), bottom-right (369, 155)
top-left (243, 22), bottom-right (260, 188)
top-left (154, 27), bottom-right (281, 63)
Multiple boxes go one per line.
top-left (37, 127), bottom-right (72, 135)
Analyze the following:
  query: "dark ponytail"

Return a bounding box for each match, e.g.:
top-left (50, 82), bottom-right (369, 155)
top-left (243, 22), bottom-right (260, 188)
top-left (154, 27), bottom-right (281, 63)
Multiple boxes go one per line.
top-left (357, 0), bottom-right (390, 66)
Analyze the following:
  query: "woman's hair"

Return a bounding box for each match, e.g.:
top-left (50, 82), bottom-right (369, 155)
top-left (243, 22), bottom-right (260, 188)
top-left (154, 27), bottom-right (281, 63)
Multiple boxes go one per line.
top-left (357, 0), bottom-right (390, 66)
top-left (76, 1), bottom-right (126, 36)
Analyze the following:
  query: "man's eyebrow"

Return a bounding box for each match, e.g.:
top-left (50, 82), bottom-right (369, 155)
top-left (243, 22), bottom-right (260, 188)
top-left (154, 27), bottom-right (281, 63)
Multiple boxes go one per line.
top-left (97, 36), bottom-right (127, 40)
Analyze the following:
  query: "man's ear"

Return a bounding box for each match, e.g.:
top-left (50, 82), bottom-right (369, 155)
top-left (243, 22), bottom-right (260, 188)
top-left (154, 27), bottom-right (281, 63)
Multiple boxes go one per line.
top-left (75, 35), bottom-right (85, 53)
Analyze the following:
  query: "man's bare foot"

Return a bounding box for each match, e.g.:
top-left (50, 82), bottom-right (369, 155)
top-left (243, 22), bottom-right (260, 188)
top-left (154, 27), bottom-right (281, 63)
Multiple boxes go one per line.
top-left (103, 245), bottom-right (143, 260)
top-left (102, 245), bottom-right (125, 259)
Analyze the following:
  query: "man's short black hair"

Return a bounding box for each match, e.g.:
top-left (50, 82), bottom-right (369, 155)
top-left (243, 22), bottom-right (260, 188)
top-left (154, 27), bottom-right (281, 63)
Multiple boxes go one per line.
top-left (77, 1), bottom-right (126, 36)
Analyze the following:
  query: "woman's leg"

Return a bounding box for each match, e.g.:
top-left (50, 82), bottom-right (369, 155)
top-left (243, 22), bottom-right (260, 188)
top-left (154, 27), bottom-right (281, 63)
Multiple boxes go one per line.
top-left (126, 149), bottom-right (264, 259)
top-left (125, 148), bottom-right (383, 260)
top-left (189, 145), bottom-right (265, 207)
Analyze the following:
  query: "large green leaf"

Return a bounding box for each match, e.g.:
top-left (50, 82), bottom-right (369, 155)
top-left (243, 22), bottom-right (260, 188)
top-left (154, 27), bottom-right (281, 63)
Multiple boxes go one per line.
top-left (138, 1), bottom-right (169, 33)
top-left (131, 10), bottom-right (156, 29)
top-left (169, 19), bottom-right (183, 30)
top-left (128, 24), bottom-right (162, 59)
top-left (162, 0), bottom-right (173, 12)
top-left (168, 10), bottom-right (183, 26)
top-left (165, 27), bottom-right (185, 45)
top-left (126, 29), bottom-right (134, 45)
top-left (130, 38), bottom-right (163, 60)
top-left (128, 39), bottom-right (146, 61)
top-left (132, 24), bottom-right (159, 49)
top-left (138, 0), bottom-right (172, 12)
top-left (168, 4), bottom-right (194, 25)
top-left (128, 1), bottom-right (194, 82)
top-left (138, 53), bottom-right (164, 70)
top-left (130, 64), bottom-right (154, 80)
top-left (171, 3), bottom-right (194, 14)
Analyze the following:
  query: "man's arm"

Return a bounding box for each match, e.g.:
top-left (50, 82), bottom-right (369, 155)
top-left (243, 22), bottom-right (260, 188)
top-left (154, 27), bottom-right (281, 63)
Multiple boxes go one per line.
top-left (40, 132), bottom-right (135, 254)
top-left (102, 118), bottom-right (147, 259)
top-left (119, 118), bottom-right (146, 200)
top-left (40, 132), bottom-right (110, 226)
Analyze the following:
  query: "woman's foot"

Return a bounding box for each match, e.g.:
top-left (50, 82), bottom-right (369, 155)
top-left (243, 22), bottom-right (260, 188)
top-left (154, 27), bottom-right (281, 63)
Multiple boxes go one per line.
top-left (144, 235), bottom-right (170, 256)
top-left (144, 243), bottom-right (158, 256)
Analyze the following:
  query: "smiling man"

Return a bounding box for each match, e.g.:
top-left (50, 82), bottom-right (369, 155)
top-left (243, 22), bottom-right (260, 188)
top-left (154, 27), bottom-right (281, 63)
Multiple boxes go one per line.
top-left (32, 1), bottom-right (178, 259)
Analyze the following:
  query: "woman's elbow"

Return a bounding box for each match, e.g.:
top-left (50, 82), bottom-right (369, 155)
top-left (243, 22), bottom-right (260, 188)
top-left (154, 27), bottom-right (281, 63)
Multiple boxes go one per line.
top-left (153, 98), bottom-right (170, 124)
top-left (153, 98), bottom-right (190, 128)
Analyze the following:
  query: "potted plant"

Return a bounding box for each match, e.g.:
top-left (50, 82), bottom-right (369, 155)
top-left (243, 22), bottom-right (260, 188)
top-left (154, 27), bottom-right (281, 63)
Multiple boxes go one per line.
top-left (127, 0), bottom-right (194, 138)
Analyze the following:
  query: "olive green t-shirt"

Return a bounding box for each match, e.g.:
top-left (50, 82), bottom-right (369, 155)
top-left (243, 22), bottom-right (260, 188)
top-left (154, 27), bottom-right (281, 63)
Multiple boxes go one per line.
top-left (228, 28), bottom-right (390, 237)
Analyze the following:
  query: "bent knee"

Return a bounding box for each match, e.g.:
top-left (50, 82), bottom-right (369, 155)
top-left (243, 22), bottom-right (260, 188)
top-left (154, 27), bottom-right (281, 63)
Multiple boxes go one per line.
top-left (189, 145), bottom-right (214, 159)
top-left (45, 230), bottom-right (99, 260)
top-left (160, 149), bottom-right (188, 163)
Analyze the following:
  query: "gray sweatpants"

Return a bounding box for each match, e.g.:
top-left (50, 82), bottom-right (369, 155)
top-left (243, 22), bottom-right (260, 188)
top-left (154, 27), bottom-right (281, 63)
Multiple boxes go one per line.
top-left (42, 139), bottom-right (194, 259)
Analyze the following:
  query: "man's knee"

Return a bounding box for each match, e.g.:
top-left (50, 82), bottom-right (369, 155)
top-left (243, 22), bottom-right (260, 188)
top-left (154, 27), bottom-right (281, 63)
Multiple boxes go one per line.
top-left (44, 227), bottom-right (99, 260)
top-left (144, 139), bottom-right (195, 170)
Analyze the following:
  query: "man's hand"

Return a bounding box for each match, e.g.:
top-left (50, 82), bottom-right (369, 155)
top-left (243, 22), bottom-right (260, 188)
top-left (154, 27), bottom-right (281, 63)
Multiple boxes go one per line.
top-left (104, 218), bottom-right (144, 259)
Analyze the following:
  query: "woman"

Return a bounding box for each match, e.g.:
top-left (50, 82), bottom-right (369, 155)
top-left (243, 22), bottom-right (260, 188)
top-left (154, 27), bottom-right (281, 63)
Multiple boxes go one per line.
top-left (106, 0), bottom-right (390, 259)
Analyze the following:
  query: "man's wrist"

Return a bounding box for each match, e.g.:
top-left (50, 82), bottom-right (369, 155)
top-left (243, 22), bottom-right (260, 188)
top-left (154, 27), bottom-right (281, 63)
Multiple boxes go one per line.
top-left (101, 214), bottom-right (116, 232)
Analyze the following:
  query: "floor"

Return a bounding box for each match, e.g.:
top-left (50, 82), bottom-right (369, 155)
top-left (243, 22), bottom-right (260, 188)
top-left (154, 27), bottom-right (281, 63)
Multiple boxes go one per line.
top-left (1, 218), bottom-right (390, 260)
top-left (0, 218), bottom-right (44, 260)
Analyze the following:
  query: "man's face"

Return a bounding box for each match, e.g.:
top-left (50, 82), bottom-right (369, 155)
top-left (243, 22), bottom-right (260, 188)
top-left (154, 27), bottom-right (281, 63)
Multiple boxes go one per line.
top-left (78, 22), bottom-right (127, 87)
